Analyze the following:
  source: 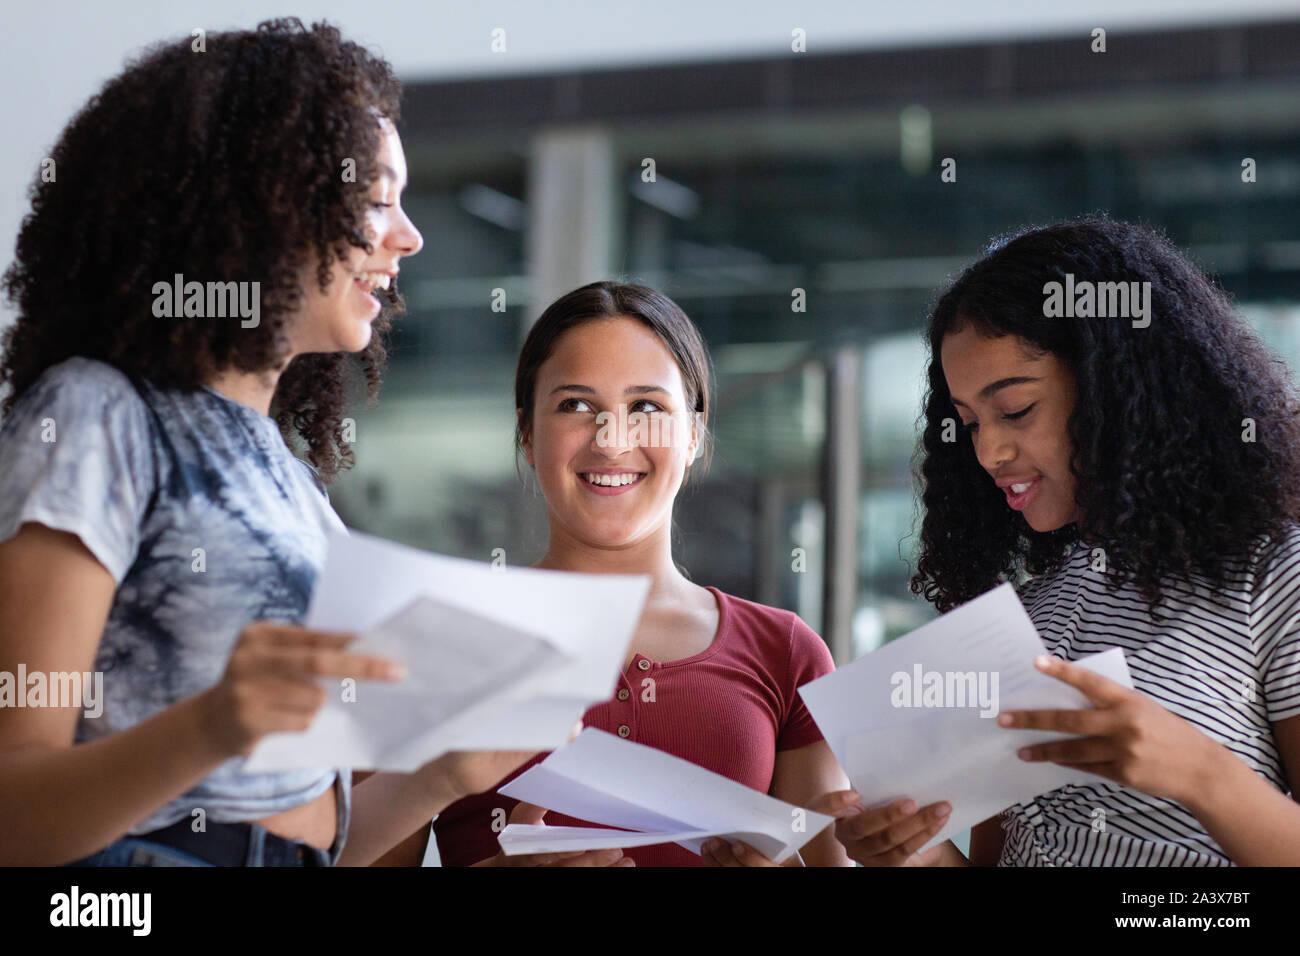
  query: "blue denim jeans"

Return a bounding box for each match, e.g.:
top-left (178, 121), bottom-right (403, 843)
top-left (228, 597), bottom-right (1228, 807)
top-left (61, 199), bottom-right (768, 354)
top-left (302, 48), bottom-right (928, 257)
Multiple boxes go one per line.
top-left (67, 774), bottom-right (345, 867)
top-left (67, 823), bottom-right (332, 867)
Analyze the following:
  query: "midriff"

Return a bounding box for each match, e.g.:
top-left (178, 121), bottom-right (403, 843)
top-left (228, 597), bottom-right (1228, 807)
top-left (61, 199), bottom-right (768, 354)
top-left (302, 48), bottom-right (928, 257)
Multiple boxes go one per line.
top-left (254, 778), bottom-right (337, 850)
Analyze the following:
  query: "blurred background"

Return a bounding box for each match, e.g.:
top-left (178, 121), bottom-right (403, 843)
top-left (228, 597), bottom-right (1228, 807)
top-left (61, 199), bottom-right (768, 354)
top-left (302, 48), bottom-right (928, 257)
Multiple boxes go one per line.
top-left (4, 1), bottom-right (1300, 661)
top-left (328, 4), bottom-right (1300, 668)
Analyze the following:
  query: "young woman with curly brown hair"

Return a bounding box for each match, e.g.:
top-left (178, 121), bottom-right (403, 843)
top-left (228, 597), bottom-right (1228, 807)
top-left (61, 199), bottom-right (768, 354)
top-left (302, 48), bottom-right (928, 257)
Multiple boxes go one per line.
top-left (0, 18), bottom-right (537, 867)
top-left (824, 218), bottom-right (1300, 866)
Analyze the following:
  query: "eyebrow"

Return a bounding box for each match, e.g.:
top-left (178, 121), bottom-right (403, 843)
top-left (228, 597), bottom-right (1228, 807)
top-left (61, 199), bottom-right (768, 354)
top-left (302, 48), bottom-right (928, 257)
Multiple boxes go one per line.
top-left (548, 384), bottom-right (670, 396)
top-left (949, 376), bottom-right (1042, 407)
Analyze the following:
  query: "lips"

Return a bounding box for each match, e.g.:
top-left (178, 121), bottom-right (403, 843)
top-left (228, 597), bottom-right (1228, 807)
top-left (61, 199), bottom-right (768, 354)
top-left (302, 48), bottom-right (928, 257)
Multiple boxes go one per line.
top-left (1001, 476), bottom-right (1041, 511)
top-left (579, 471), bottom-right (647, 496)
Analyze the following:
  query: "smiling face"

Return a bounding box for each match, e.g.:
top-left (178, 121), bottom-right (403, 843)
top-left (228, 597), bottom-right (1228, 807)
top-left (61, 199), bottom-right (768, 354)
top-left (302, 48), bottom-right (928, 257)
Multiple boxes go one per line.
top-left (289, 116), bottom-right (423, 356)
top-left (940, 321), bottom-right (1081, 533)
top-left (522, 316), bottom-right (700, 552)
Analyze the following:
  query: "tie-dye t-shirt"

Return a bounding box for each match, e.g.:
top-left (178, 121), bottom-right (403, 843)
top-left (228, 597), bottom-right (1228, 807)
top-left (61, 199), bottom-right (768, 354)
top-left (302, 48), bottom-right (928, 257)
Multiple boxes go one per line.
top-left (0, 357), bottom-right (350, 857)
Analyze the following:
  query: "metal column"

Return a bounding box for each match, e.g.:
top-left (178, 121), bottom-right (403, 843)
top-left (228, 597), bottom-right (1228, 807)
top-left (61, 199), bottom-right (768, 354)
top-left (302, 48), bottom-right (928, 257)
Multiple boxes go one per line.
top-left (822, 346), bottom-right (861, 665)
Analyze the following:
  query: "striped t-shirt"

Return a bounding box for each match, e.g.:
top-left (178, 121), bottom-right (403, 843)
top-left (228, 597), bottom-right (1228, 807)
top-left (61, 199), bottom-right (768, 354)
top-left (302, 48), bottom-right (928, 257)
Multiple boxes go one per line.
top-left (999, 530), bottom-right (1300, 866)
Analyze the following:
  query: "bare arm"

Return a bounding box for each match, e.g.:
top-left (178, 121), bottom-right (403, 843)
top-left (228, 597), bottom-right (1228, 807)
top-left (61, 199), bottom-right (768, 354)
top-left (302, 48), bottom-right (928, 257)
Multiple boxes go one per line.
top-left (0, 524), bottom-right (233, 864)
top-left (965, 815), bottom-right (1004, 866)
top-left (769, 740), bottom-right (854, 866)
top-left (337, 771), bottom-right (454, 867)
top-left (1, 521), bottom-right (409, 866)
top-left (1181, 715), bottom-right (1300, 865)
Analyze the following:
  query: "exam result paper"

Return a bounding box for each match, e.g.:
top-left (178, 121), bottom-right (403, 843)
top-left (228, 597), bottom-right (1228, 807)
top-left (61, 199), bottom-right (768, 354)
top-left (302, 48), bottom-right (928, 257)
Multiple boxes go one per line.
top-left (244, 530), bottom-right (651, 772)
top-left (798, 582), bottom-right (1134, 852)
top-left (496, 727), bottom-right (836, 863)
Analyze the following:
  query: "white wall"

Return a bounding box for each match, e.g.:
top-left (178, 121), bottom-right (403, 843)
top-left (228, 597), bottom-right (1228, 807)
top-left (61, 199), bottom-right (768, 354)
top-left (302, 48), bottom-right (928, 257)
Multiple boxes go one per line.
top-left (2, 0), bottom-right (1297, 330)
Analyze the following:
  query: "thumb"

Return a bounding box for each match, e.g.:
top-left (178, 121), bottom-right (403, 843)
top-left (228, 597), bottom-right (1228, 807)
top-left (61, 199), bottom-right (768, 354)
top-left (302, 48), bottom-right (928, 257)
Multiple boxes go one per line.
top-left (566, 719), bottom-right (584, 743)
top-left (805, 789), bottom-right (863, 818)
top-left (509, 802), bottom-right (547, 825)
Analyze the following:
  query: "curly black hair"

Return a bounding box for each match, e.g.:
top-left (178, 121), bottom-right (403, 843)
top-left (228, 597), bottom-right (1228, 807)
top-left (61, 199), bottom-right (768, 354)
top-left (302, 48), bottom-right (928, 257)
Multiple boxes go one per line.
top-left (910, 216), bottom-right (1300, 613)
top-left (0, 17), bottom-right (404, 479)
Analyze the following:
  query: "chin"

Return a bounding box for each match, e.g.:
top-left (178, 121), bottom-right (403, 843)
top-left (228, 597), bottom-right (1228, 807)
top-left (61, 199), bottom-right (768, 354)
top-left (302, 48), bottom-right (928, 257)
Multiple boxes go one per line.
top-left (1024, 509), bottom-right (1074, 534)
top-left (336, 322), bottom-right (373, 353)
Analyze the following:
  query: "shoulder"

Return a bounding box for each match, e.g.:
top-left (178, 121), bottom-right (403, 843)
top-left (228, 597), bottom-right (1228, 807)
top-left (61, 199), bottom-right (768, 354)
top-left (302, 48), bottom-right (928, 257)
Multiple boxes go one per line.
top-left (712, 587), bottom-right (801, 637)
top-left (1243, 524), bottom-right (1300, 609)
top-left (7, 357), bottom-right (149, 423)
top-left (293, 457), bottom-right (329, 498)
top-left (2, 357), bottom-right (154, 446)
top-left (1248, 524), bottom-right (1300, 576)
top-left (29, 355), bottom-right (141, 398)
top-left (710, 587), bottom-right (831, 667)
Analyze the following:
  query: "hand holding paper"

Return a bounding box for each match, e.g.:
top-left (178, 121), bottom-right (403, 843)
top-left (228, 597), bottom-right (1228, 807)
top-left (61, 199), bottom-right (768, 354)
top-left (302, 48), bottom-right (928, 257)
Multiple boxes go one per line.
top-left (244, 530), bottom-right (650, 773)
top-left (496, 728), bottom-right (835, 863)
top-left (798, 582), bottom-right (1135, 852)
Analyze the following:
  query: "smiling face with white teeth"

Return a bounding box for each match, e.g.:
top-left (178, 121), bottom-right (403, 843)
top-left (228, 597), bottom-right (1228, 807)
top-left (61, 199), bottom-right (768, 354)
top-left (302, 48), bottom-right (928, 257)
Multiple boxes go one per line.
top-left (522, 316), bottom-right (700, 555)
top-left (941, 319), bottom-right (1081, 533)
top-left (289, 115), bottom-right (423, 356)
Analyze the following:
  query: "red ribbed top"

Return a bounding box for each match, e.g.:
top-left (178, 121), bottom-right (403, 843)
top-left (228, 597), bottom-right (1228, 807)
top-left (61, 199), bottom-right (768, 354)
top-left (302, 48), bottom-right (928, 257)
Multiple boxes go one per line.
top-left (433, 586), bottom-right (835, 866)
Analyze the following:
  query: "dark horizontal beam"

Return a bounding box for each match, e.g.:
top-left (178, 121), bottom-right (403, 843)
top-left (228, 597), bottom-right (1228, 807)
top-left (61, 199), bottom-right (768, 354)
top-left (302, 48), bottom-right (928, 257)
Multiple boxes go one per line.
top-left (401, 19), bottom-right (1300, 141)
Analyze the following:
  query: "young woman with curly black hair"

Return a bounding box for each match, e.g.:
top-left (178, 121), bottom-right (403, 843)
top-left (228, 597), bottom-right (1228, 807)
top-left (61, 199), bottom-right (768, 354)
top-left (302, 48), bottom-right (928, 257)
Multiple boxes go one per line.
top-left (824, 217), bottom-right (1300, 867)
top-left (0, 19), bottom-right (537, 867)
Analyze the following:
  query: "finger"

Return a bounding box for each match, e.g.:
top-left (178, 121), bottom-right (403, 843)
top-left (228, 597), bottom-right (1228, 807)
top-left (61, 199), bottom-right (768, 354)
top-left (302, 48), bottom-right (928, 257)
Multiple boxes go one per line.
top-left (508, 802), bottom-right (548, 826)
top-left (805, 789), bottom-right (864, 818)
top-left (567, 719), bottom-right (584, 743)
top-left (702, 838), bottom-right (741, 867)
top-left (1033, 655), bottom-right (1129, 706)
top-left (890, 813), bottom-right (949, 862)
top-left (545, 848), bottom-right (625, 868)
top-left (257, 647), bottom-right (406, 682)
top-left (997, 707), bottom-right (1114, 735)
top-left (904, 845), bottom-right (945, 867)
top-left (1018, 736), bottom-right (1118, 765)
top-left (842, 801), bottom-right (950, 855)
top-left (839, 797), bottom-right (923, 840)
top-left (245, 624), bottom-right (358, 650)
top-left (730, 842), bottom-right (778, 867)
top-left (258, 678), bottom-right (328, 714)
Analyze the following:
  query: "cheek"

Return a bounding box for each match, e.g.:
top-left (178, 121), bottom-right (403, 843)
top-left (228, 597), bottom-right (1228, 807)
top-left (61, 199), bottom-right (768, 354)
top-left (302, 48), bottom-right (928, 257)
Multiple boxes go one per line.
top-left (533, 421), bottom-right (587, 473)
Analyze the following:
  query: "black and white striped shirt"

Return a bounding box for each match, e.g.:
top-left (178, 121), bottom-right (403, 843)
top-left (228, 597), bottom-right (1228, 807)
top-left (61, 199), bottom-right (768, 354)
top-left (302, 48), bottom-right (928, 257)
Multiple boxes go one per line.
top-left (999, 528), bottom-right (1300, 866)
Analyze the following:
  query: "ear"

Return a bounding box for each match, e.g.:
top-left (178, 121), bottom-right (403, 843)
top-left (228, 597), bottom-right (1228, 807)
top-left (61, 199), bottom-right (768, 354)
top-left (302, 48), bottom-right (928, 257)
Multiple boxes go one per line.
top-left (685, 412), bottom-right (701, 467)
top-left (517, 408), bottom-right (535, 467)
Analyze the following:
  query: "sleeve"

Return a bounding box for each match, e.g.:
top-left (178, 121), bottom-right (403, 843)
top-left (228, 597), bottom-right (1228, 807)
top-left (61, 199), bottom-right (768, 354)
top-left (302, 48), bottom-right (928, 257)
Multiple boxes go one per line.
top-left (1249, 530), bottom-right (1300, 723)
top-left (776, 613), bottom-right (836, 751)
top-left (0, 360), bottom-right (157, 584)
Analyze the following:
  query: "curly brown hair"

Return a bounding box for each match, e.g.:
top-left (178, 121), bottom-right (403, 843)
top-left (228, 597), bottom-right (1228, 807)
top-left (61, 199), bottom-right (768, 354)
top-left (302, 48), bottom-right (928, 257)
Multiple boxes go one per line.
top-left (1, 17), bottom-right (405, 479)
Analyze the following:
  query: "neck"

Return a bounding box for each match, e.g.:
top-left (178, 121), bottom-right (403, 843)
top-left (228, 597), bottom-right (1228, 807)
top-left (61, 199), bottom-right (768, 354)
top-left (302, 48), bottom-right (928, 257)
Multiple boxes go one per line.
top-left (206, 365), bottom-right (284, 417)
top-left (535, 522), bottom-right (689, 602)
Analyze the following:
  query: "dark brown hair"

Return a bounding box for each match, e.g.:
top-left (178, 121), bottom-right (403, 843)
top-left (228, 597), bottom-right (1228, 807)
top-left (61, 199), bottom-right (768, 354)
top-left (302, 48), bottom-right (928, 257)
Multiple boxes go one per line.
top-left (514, 281), bottom-right (714, 478)
top-left (1, 17), bottom-right (404, 479)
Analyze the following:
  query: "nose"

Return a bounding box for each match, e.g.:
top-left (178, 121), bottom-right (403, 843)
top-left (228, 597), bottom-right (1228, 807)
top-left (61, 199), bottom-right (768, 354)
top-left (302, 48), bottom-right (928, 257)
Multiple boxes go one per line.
top-left (973, 423), bottom-right (1015, 473)
top-left (387, 206), bottom-right (423, 257)
top-left (591, 409), bottom-right (633, 458)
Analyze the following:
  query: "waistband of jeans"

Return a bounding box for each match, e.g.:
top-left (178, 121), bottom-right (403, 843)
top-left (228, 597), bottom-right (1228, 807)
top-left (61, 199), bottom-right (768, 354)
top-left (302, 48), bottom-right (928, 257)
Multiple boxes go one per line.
top-left (135, 816), bottom-right (330, 867)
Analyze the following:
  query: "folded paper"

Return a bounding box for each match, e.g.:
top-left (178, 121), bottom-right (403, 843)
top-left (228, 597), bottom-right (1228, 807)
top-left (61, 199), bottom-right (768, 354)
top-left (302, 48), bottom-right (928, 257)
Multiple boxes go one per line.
top-left (497, 727), bottom-right (835, 863)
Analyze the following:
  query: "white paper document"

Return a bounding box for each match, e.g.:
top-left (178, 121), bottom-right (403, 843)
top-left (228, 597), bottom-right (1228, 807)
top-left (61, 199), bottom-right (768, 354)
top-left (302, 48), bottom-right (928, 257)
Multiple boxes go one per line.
top-left (798, 582), bottom-right (1134, 852)
top-left (496, 728), bottom-right (835, 863)
top-left (244, 530), bottom-right (651, 772)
